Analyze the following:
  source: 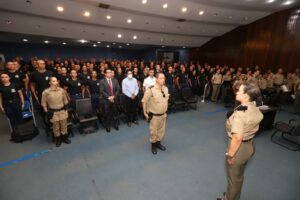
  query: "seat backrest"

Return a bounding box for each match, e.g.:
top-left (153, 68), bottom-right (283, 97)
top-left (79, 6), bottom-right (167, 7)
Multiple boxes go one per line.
top-left (292, 123), bottom-right (300, 136)
top-left (76, 98), bottom-right (93, 116)
top-left (181, 88), bottom-right (193, 98)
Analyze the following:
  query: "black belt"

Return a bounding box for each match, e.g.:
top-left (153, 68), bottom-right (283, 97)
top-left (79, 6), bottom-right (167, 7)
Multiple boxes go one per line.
top-left (49, 107), bottom-right (66, 112)
top-left (242, 138), bottom-right (253, 142)
top-left (228, 137), bottom-right (253, 142)
top-left (7, 99), bottom-right (20, 104)
top-left (150, 112), bottom-right (166, 116)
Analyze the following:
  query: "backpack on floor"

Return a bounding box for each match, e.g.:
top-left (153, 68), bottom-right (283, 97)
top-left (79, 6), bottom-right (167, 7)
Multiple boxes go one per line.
top-left (11, 120), bottom-right (39, 143)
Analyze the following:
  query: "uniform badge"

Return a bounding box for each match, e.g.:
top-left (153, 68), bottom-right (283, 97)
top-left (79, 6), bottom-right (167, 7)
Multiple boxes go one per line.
top-left (97, 83), bottom-right (100, 86)
top-left (78, 83), bottom-right (81, 86)
top-left (66, 78), bottom-right (69, 81)
top-left (45, 76), bottom-right (49, 80)
top-left (87, 76), bottom-right (90, 79)
top-left (15, 74), bottom-right (19, 78)
top-left (11, 89), bottom-right (16, 93)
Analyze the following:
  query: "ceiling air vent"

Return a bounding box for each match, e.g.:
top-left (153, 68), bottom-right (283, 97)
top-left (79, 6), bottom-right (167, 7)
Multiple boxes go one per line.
top-left (98, 3), bottom-right (110, 9)
top-left (176, 19), bottom-right (186, 22)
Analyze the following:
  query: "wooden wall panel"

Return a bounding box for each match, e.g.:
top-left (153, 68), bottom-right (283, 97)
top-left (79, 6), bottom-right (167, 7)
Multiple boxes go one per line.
top-left (190, 7), bottom-right (300, 73)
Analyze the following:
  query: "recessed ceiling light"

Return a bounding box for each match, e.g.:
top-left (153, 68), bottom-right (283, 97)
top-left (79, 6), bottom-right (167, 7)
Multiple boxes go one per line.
top-left (44, 40), bottom-right (50, 44)
top-left (62, 42), bottom-right (67, 45)
top-left (119, 46), bottom-right (122, 48)
top-left (97, 41), bottom-right (101, 44)
top-left (127, 19), bottom-right (132, 23)
top-left (199, 11), bottom-right (204, 15)
top-left (266, 0), bottom-right (275, 3)
top-left (79, 39), bottom-right (88, 43)
top-left (126, 43), bottom-right (130, 46)
top-left (93, 44), bottom-right (97, 47)
top-left (117, 34), bottom-right (122, 38)
top-left (181, 7), bottom-right (187, 13)
top-left (57, 6), bottom-right (64, 12)
top-left (282, 0), bottom-right (293, 5)
top-left (133, 35), bottom-right (137, 40)
top-left (106, 45), bottom-right (110, 48)
top-left (163, 4), bottom-right (168, 9)
top-left (23, 39), bottom-right (28, 42)
top-left (83, 11), bottom-right (90, 17)
top-left (106, 15), bottom-right (111, 20)
top-left (142, 0), bottom-right (147, 4)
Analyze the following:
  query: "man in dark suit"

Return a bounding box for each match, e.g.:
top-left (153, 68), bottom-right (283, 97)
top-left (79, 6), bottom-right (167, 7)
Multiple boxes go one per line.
top-left (100, 68), bottom-right (120, 132)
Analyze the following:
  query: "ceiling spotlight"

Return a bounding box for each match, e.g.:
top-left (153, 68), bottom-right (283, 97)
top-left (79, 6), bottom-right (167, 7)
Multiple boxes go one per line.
top-left (142, 0), bottom-right (147, 4)
top-left (79, 39), bottom-right (88, 43)
top-left (57, 6), bottom-right (64, 12)
top-left (199, 11), bottom-right (204, 15)
top-left (133, 35), bottom-right (137, 40)
top-left (83, 11), bottom-right (90, 17)
top-left (127, 19), bottom-right (132, 23)
top-left (44, 40), bottom-right (50, 44)
top-left (62, 42), bottom-right (67, 45)
top-left (163, 4), bottom-right (168, 9)
top-left (93, 44), bottom-right (97, 47)
top-left (23, 39), bottom-right (28, 42)
top-left (266, 0), bottom-right (275, 3)
top-left (282, 0), bottom-right (293, 5)
top-left (181, 7), bottom-right (187, 13)
top-left (106, 45), bottom-right (110, 48)
top-left (106, 15), bottom-right (111, 20)
top-left (117, 34), bottom-right (122, 38)
top-left (97, 41), bottom-right (101, 44)
top-left (126, 43), bottom-right (130, 46)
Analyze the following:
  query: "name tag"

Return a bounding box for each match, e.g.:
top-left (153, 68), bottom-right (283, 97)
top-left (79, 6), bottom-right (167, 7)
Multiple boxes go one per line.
top-left (11, 89), bottom-right (16, 93)
top-left (87, 76), bottom-right (90, 79)
top-left (45, 76), bottom-right (49, 80)
top-left (78, 83), bottom-right (81, 86)
top-left (15, 74), bottom-right (19, 78)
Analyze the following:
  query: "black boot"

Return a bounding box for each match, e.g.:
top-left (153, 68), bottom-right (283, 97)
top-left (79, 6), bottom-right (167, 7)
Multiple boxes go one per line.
top-left (62, 134), bottom-right (71, 144)
top-left (55, 136), bottom-right (61, 147)
top-left (156, 141), bottom-right (166, 151)
top-left (151, 143), bottom-right (157, 155)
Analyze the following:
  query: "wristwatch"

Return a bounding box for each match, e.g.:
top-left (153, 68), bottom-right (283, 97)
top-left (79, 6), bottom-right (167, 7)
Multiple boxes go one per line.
top-left (225, 152), bottom-right (233, 159)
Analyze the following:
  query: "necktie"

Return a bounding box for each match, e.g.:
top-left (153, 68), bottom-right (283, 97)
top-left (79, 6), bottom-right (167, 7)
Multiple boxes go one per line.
top-left (108, 79), bottom-right (114, 95)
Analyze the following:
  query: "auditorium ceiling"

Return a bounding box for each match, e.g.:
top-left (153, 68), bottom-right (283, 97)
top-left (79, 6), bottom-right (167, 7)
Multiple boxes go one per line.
top-left (0, 0), bottom-right (299, 48)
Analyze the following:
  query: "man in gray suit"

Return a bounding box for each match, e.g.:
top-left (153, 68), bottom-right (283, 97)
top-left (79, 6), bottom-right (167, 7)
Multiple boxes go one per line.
top-left (100, 68), bottom-right (120, 132)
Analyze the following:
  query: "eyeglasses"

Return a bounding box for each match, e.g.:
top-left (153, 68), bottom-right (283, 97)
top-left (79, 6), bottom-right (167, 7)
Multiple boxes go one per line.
top-left (161, 90), bottom-right (166, 98)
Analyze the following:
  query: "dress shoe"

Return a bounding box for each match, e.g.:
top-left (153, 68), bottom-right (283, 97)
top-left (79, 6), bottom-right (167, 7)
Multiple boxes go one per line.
top-left (151, 143), bottom-right (157, 155)
top-left (55, 136), bottom-right (61, 147)
top-left (106, 128), bottom-right (110, 132)
top-left (62, 135), bottom-right (71, 144)
top-left (127, 122), bottom-right (132, 127)
top-left (156, 141), bottom-right (166, 151)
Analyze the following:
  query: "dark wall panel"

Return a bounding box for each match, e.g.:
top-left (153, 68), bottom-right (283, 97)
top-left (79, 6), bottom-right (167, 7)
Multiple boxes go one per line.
top-left (190, 7), bottom-right (300, 73)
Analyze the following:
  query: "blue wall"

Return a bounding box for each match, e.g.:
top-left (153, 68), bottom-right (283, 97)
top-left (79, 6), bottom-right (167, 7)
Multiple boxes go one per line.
top-left (0, 42), bottom-right (189, 63)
